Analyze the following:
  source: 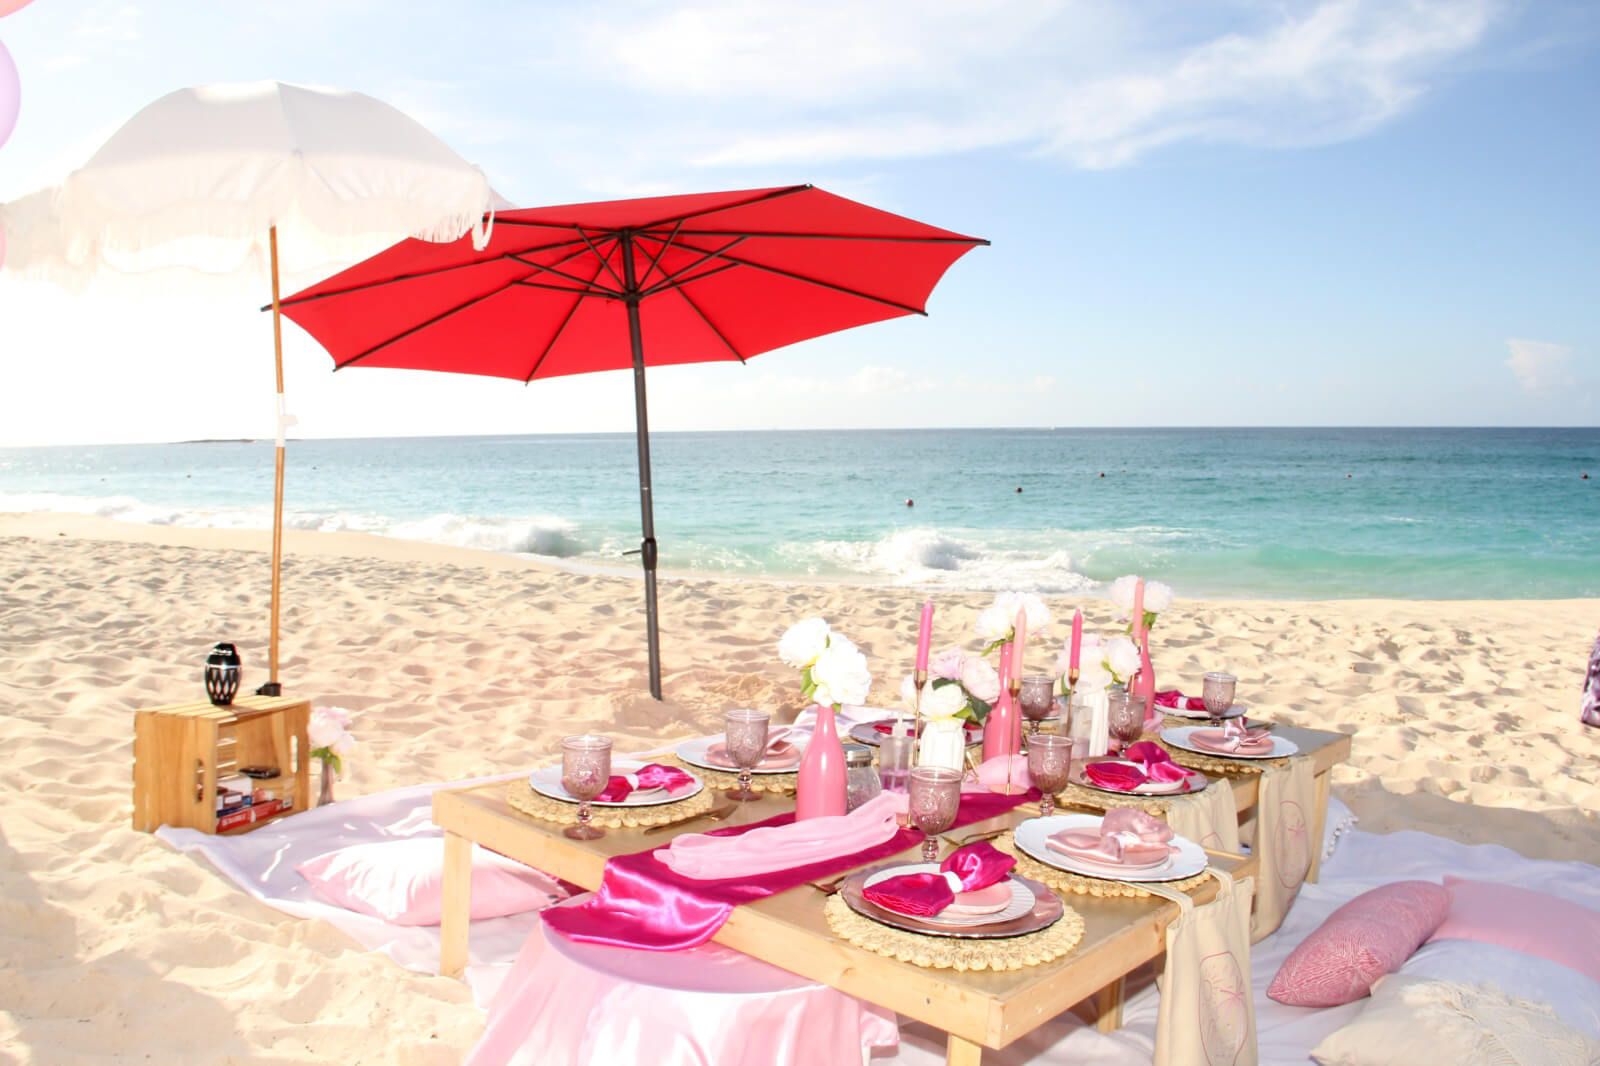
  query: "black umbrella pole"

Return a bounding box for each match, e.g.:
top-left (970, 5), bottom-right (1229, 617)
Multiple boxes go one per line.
top-left (622, 244), bottom-right (663, 700)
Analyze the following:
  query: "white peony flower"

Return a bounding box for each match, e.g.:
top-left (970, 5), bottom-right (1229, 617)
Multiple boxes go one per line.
top-left (1109, 575), bottom-right (1140, 615)
top-left (975, 603), bottom-right (1013, 643)
top-left (778, 616), bottom-right (830, 668)
top-left (899, 673), bottom-right (919, 712)
top-left (308, 706), bottom-right (350, 749)
top-left (811, 640), bottom-right (872, 708)
top-left (960, 658), bottom-right (1001, 703)
top-left (1075, 659), bottom-right (1114, 693)
top-left (1103, 636), bottom-right (1140, 683)
top-left (1145, 580), bottom-right (1175, 614)
top-left (330, 733), bottom-right (356, 757)
top-left (1016, 592), bottom-right (1051, 630)
top-left (919, 680), bottom-right (970, 720)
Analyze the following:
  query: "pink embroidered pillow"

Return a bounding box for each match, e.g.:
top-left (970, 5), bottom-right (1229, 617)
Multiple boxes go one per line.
top-left (297, 839), bottom-right (566, 926)
top-left (1427, 877), bottom-right (1600, 985)
top-left (1267, 880), bottom-right (1450, 1007)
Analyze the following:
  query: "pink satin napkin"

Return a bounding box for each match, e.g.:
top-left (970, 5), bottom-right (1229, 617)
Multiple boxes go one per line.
top-left (660, 793), bottom-right (901, 880)
top-left (541, 789), bottom-right (1037, 952)
top-left (1083, 741), bottom-right (1195, 793)
top-left (1047, 807), bottom-right (1178, 867)
top-left (704, 729), bottom-right (800, 770)
top-left (1154, 690), bottom-right (1206, 711)
top-left (596, 764), bottom-right (698, 802)
top-left (860, 840), bottom-right (1016, 918)
top-left (1189, 719), bottom-right (1273, 756)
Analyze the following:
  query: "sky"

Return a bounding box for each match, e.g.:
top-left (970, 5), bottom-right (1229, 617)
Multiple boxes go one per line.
top-left (0, 0), bottom-right (1596, 446)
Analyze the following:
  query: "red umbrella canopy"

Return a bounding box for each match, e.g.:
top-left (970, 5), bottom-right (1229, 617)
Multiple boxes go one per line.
top-left (278, 184), bottom-right (987, 380)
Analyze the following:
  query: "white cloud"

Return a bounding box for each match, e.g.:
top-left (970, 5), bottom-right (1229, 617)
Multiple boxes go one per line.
top-left (583, 0), bottom-right (1503, 170)
top-left (1504, 338), bottom-right (1575, 392)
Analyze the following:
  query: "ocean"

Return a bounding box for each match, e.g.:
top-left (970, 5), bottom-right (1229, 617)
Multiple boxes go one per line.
top-left (3, 427), bottom-right (1597, 599)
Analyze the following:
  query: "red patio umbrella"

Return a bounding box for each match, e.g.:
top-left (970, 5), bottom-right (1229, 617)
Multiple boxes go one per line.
top-left (278, 184), bottom-right (986, 699)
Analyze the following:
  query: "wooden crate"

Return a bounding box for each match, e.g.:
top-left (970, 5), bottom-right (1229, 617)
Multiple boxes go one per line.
top-left (132, 694), bottom-right (311, 833)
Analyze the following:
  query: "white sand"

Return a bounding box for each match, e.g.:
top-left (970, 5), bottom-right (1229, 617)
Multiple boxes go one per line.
top-left (1, 512), bottom-right (1595, 1064)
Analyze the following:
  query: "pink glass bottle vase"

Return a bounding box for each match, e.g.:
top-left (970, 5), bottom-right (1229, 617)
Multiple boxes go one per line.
top-left (983, 642), bottom-right (1021, 762)
top-left (1130, 637), bottom-right (1157, 730)
top-left (796, 704), bottom-right (848, 820)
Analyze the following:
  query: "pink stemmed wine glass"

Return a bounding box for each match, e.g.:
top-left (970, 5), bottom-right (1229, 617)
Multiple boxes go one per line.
top-left (1106, 692), bottom-right (1147, 756)
top-left (1018, 674), bottom-right (1056, 737)
top-left (722, 708), bottom-right (769, 803)
top-left (907, 766), bottom-right (962, 862)
top-left (561, 734), bottom-right (612, 840)
top-left (1027, 734), bottom-right (1073, 818)
top-left (1202, 671), bottom-right (1237, 729)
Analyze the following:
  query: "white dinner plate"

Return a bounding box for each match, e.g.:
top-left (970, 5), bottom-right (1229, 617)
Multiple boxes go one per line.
top-left (861, 863), bottom-right (1036, 927)
top-left (1161, 725), bottom-right (1299, 760)
top-left (675, 734), bottom-right (801, 775)
top-left (1012, 813), bottom-right (1208, 883)
top-left (1161, 701), bottom-right (1248, 722)
top-left (528, 760), bottom-right (703, 807)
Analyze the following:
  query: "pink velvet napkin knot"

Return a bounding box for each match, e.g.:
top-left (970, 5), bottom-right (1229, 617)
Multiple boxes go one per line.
top-left (1047, 808), bottom-right (1177, 866)
top-left (1190, 719), bottom-right (1273, 756)
top-left (596, 763), bottom-right (697, 803)
top-left (860, 841), bottom-right (1016, 918)
top-left (1154, 690), bottom-right (1206, 711)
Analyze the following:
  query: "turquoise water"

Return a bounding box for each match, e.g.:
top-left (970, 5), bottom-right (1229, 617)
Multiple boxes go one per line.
top-left (2, 427), bottom-right (1597, 599)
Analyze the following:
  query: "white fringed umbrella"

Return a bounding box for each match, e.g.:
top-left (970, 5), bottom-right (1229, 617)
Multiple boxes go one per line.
top-left (0, 81), bottom-right (501, 691)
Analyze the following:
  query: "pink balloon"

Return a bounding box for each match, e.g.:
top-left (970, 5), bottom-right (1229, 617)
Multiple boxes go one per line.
top-left (0, 1), bottom-right (38, 16)
top-left (0, 38), bottom-right (16, 149)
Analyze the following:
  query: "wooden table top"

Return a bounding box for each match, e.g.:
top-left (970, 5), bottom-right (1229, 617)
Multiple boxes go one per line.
top-left (435, 780), bottom-right (1259, 1049)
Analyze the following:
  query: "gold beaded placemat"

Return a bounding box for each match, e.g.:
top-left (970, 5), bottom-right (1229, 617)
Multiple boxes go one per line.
top-left (993, 833), bottom-right (1212, 899)
top-left (1052, 781), bottom-right (1177, 817)
top-left (506, 778), bottom-right (715, 829)
top-left (823, 891), bottom-right (1084, 971)
top-left (665, 755), bottom-right (797, 795)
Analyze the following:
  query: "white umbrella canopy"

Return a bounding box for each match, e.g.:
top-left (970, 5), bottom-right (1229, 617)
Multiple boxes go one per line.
top-left (0, 80), bottom-right (502, 692)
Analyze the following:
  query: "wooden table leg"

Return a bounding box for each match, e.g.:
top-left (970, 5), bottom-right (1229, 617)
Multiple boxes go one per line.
top-left (1307, 770), bottom-right (1332, 883)
top-left (1093, 976), bottom-right (1126, 1033)
top-left (946, 1033), bottom-right (984, 1066)
top-left (439, 830), bottom-right (472, 979)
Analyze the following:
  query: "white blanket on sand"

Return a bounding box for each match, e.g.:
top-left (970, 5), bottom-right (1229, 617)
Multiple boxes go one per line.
top-left (159, 778), bottom-right (1600, 1066)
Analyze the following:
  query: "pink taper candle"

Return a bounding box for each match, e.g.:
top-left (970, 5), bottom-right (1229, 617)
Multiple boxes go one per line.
top-left (1069, 610), bottom-right (1083, 671)
top-left (1011, 609), bottom-right (1027, 683)
top-left (1131, 578), bottom-right (1145, 644)
top-left (915, 600), bottom-right (934, 674)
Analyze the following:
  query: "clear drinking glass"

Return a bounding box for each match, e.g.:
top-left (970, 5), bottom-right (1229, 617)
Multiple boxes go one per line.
top-left (1018, 674), bottom-right (1056, 736)
top-left (722, 708), bottom-right (769, 803)
top-left (560, 734), bottom-right (612, 840)
top-left (1202, 672), bottom-right (1238, 728)
top-left (877, 734), bottom-right (915, 794)
top-left (1106, 692), bottom-right (1147, 756)
top-left (907, 765), bottom-right (962, 862)
top-left (1027, 734), bottom-right (1073, 817)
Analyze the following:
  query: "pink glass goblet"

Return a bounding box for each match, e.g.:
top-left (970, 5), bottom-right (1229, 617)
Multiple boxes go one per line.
top-left (1018, 674), bottom-right (1056, 736)
top-left (561, 734), bottom-right (612, 840)
top-left (1202, 671), bottom-right (1238, 729)
top-left (907, 765), bottom-right (962, 862)
top-left (1106, 692), bottom-right (1146, 756)
top-left (1026, 734), bottom-right (1073, 818)
top-left (722, 708), bottom-right (769, 803)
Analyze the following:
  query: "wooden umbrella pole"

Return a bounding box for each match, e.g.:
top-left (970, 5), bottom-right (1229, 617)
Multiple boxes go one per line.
top-left (267, 225), bottom-right (286, 690)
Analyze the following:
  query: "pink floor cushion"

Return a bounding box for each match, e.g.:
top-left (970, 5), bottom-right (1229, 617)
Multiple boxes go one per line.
top-left (1428, 876), bottom-right (1600, 985)
top-left (297, 838), bottom-right (566, 926)
top-left (465, 896), bottom-right (899, 1066)
top-left (1267, 880), bottom-right (1450, 1007)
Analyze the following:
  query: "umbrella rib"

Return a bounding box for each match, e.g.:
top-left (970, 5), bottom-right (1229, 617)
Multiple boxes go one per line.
top-left (520, 254), bottom-right (611, 383)
top-left (633, 219), bottom-right (685, 292)
top-left (632, 233), bottom-right (748, 300)
top-left (656, 228), bottom-right (989, 246)
top-left (671, 285), bottom-right (747, 364)
top-left (658, 243), bottom-right (935, 316)
top-left (575, 228), bottom-right (629, 295)
top-left (334, 287), bottom-right (509, 368)
top-left (488, 185), bottom-right (813, 238)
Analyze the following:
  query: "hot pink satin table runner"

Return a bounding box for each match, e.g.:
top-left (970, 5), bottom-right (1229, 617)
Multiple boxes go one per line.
top-left (542, 790), bottom-right (1036, 951)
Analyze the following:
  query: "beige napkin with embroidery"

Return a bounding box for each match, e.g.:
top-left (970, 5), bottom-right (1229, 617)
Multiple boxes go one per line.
top-left (1146, 868), bottom-right (1258, 1066)
top-left (1247, 756), bottom-right (1315, 940)
top-left (1162, 780), bottom-right (1241, 855)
